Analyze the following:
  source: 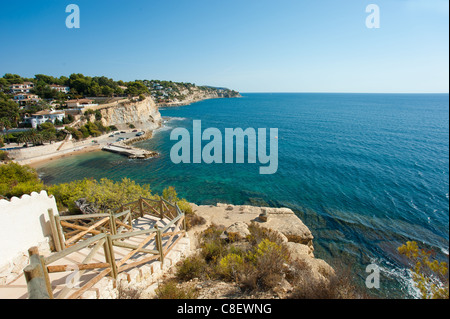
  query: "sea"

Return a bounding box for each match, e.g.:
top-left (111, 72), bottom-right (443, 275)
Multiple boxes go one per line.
top-left (36, 93), bottom-right (449, 298)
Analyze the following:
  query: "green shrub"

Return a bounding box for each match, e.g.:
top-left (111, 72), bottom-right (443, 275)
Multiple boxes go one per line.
top-left (398, 241), bottom-right (449, 299)
top-left (247, 222), bottom-right (284, 245)
top-left (218, 253), bottom-right (245, 281)
top-left (94, 120), bottom-right (109, 133)
top-left (94, 110), bottom-right (102, 121)
top-left (0, 163), bottom-right (44, 198)
top-left (47, 177), bottom-right (154, 213)
top-left (238, 239), bottom-right (290, 291)
top-left (161, 186), bottom-right (193, 215)
top-left (176, 254), bottom-right (208, 281)
top-left (0, 150), bottom-right (9, 161)
top-left (247, 239), bottom-right (288, 263)
top-left (201, 241), bottom-right (226, 263)
top-left (154, 280), bottom-right (198, 299)
top-left (79, 126), bottom-right (90, 138)
top-left (199, 224), bottom-right (227, 261)
top-left (65, 126), bottom-right (83, 140)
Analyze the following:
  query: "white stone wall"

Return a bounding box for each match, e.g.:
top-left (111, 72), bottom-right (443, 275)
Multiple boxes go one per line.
top-left (0, 191), bottom-right (58, 284)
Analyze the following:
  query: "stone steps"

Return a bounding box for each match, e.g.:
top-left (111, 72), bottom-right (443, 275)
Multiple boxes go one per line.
top-left (0, 215), bottom-right (190, 299)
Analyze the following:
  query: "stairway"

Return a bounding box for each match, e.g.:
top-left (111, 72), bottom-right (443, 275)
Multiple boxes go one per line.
top-left (0, 215), bottom-right (191, 299)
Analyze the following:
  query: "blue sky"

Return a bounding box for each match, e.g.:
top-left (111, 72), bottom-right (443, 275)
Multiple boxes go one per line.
top-left (0, 0), bottom-right (448, 93)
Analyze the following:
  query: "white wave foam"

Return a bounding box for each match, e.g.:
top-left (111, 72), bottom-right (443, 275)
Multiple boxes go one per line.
top-left (369, 257), bottom-right (421, 299)
top-left (167, 117), bottom-right (187, 121)
top-left (153, 125), bottom-right (173, 134)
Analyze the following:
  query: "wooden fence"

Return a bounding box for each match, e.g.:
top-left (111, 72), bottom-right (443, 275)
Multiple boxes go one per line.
top-left (24, 197), bottom-right (186, 299)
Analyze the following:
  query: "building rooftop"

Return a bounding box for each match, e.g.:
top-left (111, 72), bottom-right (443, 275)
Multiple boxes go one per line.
top-left (32, 110), bottom-right (65, 116)
top-left (65, 99), bottom-right (94, 104)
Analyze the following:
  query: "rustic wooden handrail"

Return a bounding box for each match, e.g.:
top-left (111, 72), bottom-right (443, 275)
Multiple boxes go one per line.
top-left (59, 213), bottom-right (110, 221)
top-left (23, 247), bottom-right (52, 299)
top-left (30, 198), bottom-right (187, 299)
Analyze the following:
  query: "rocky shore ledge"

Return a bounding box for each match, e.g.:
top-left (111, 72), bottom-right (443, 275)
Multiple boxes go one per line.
top-left (180, 203), bottom-right (335, 298)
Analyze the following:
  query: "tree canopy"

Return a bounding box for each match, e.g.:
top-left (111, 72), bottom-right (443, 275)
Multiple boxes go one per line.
top-left (0, 162), bottom-right (44, 198)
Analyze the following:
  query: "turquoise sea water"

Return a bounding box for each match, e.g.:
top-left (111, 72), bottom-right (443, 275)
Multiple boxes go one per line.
top-left (37, 93), bottom-right (449, 298)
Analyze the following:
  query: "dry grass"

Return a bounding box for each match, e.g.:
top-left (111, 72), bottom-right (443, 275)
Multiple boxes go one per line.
top-left (185, 212), bottom-right (206, 230)
top-left (116, 282), bottom-right (143, 299)
top-left (288, 265), bottom-right (373, 299)
top-left (154, 279), bottom-right (198, 299)
top-left (169, 223), bottom-right (371, 299)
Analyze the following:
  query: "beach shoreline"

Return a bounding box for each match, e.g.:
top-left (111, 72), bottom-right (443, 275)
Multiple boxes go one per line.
top-left (14, 128), bottom-right (156, 169)
top-left (27, 144), bottom-right (103, 169)
top-left (17, 95), bottom-right (234, 169)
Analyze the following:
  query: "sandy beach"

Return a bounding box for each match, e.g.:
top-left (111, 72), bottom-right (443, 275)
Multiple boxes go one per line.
top-left (27, 144), bottom-right (102, 169)
top-left (10, 129), bottom-right (152, 169)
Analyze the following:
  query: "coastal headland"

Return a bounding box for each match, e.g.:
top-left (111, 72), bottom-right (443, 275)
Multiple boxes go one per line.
top-left (8, 91), bottom-right (242, 167)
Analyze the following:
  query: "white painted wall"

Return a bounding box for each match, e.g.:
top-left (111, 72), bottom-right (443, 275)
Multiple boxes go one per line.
top-left (0, 190), bottom-right (58, 267)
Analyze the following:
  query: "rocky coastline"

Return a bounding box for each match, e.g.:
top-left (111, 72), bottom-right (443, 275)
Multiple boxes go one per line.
top-left (170, 202), bottom-right (337, 299)
top-left (157, 89), bottom-right (241, 108)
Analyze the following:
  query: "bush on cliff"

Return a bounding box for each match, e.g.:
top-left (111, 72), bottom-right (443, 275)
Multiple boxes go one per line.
top-left (47, 177), bottom-right (155, 214)
top-left (174, 224), bottom-right (293, 293)
top-left (161, 186), bottom-right (205, 229)
top-left (0, 162), bottom-right (44, 199)
top-left (172, 223), bottom-right (371, 299)
top-left (398, 241), bottom-right (449, 299)
top-left (0, 150), bottom-right (9, 161)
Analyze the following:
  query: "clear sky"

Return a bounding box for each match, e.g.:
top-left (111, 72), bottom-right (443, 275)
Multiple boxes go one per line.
top-left (0, 0), bottom-right (448, 93)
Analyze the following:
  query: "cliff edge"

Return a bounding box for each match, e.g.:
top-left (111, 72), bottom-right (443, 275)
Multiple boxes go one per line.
top-left (84, 97), bottom-right (162, 131)
top-left (183, 203), bottom-right (335, 298)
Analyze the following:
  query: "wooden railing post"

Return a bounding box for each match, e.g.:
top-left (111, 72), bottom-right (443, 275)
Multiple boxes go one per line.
top-left (106, 234), bottom-right (118, 279)
top-left (128, 212), bottom-right (133, 229)
top-left (54, 215), bottom-right (66, 249)
top-left (103, 237), bottom-right (112, 266)
top-left (155, 225), bottom-right (164, 265)
top-left (139, 197), bottom-right (144, 218)
top-left (159, 199), bottom-right (164, 219)
top-left (23, 247), bottom-right (53, 299)
top-left (182, 213), bottom-right (187, 232)
top-left (47, 208), bottom-right (62, 252)
top-left (109, 210), bottom-right (117, 235)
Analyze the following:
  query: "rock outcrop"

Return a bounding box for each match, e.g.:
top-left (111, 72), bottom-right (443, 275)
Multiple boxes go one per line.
top-left (157, 86), bottom-right (241, 107)
top-left (85, 97), bottom-right (161, 131)
top-left (188, 203), bottom-right (335, 285)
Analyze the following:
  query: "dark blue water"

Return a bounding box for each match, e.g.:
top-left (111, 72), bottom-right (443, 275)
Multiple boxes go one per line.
top-left (38, 93), bottom-right (449, 298)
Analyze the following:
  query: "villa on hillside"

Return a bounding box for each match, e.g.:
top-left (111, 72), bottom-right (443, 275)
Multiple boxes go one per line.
top-left (10, 82), bottom-right (34, 94)
top-left (49, 84), bottom-right (70, 94)
top-left (23, 110), bottom-right (65, 128)
top-left (13, 93), bottom-right (41, 106)
top-left (65, 99), bottom-right (97, 108)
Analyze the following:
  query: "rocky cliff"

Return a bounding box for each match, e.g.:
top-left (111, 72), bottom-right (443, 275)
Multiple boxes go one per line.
top-left (84, 97), bottom-right (162, 131)
top-left (101, 97), bottom-right (162, 130)
top-left (187, 203), bottom-right (336, 292)
top-left (156, 86), bottom-right (241, 107)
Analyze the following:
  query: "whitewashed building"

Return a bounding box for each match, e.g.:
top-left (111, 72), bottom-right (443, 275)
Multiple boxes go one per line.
top-left (65, 98), bottom-right (97, 108)
top-left (10, 82), bottom-right (34, 94)
top-left (13, 93), bottom-right (41, 104)
top-left (24, 110), bottom-right (65, 128)
top-left (49, 85), bottom-right (70, 94)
